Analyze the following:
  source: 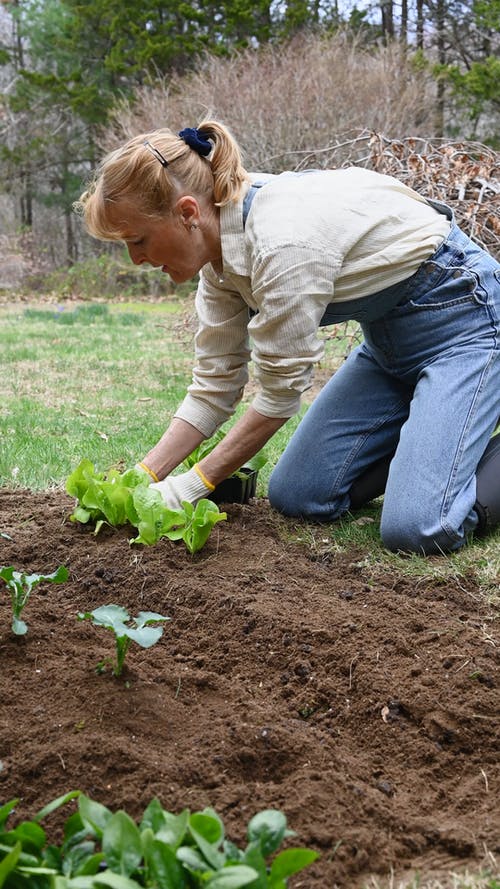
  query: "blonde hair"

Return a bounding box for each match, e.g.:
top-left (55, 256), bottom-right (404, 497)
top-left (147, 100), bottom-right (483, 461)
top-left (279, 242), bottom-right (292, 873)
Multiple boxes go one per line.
top-left (75, 120), bottom-right (250, 241)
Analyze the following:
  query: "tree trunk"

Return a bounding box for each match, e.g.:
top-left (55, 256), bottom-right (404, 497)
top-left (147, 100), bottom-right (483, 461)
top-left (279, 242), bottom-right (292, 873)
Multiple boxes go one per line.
top-left (20, 169), bottom-right (33, 228)
top-left (416, 0), bottom-right (424, 50)
top-left (400, 0), bottom-right (408, 44)
top-left (380, 0), bottom-right (394, 43)
top-left (65, 206), bottom-right (77, 265)
top-left (434, 0), bottom-right (446, 137)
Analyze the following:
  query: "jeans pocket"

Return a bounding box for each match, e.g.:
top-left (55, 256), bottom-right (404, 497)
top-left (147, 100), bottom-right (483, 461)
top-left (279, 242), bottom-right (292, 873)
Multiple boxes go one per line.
top-left (405, 261), bottom-right (479, 310)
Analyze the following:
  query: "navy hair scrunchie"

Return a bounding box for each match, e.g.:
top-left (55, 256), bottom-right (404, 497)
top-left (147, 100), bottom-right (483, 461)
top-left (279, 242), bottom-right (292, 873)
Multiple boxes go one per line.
top-left (178, 127), bottom-right (212, 157)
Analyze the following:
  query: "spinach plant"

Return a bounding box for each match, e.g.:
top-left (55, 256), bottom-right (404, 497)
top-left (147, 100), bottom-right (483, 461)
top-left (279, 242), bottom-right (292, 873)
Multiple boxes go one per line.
top-left (0, 565), bottom-right (69, 635)
top-left (0, 790), bottom-right (319, 887)
top-left (66, 459), bottom-right (226, 552)
top-left (78, 604), bottom-right (170, 676)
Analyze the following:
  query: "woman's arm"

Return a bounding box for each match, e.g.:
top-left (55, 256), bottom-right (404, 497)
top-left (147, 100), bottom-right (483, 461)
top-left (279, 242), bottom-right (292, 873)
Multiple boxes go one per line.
top-left (199, 406), bottom-right (288, 485)
top-left (141, 417), bottom-right (206, 480)
top-left (142, 407), bottom-right (287, 485)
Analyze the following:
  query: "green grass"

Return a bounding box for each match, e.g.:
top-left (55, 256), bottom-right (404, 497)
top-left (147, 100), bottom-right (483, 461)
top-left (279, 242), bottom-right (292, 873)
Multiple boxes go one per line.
top-left (0, 298), bottom-right (311, 490)
top-left (0, 301), bottom-right (195, 487)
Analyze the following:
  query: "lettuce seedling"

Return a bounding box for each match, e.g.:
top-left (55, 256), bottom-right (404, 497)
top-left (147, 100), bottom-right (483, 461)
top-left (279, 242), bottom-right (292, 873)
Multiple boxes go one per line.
top-left (0, 565), bottom-right (69, 635)
top-left (78, 604), bottom-right (170, 676)
top-left (66, 460), bottom-right (227, 552)
top-left (66, 459), bottom-right (149, 534)
top-left (129, 487), bottom-right (227, 552)
top-left (179, 499), bottom-right (228, 554)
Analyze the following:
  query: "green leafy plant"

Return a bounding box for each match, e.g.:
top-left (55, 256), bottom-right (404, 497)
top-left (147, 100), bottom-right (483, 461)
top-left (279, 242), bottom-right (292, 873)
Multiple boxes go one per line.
top-left (66, 459), bottom-right (226, 552)
top-left (0, 565), bottom-right (69, 635)
top-left (77, 605), bottom-right (170, 676)
top-left (128, 485), bottom-right (226, 552)
top-left (66, 460), bottom-right (149, 535)
top-left (0, 790), bottom-right (319, 887)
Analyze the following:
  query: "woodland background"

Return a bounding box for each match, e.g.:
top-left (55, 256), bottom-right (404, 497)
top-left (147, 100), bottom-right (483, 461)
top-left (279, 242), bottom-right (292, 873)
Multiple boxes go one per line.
top-left (0, 0), bottom-right (499, 298)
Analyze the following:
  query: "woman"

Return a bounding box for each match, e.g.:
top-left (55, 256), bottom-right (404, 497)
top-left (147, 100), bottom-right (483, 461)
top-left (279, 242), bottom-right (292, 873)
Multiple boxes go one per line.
top-left (76, 121), bottom-right (500, 554)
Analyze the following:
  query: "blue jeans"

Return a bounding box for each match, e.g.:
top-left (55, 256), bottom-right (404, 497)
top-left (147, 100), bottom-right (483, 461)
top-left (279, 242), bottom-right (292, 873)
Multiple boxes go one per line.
top-left (268, 223), bottom-right (500, 554)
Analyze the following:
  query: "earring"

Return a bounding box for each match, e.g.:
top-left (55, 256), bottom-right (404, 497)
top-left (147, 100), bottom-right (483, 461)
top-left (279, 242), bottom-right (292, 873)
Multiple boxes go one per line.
top-left (190, 223), bottom-right (198, 231)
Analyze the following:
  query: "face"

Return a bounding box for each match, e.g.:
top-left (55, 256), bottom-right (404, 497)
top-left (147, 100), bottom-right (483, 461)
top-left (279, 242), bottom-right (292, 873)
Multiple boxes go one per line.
top-left (107, 198), bottom-right (219, 284)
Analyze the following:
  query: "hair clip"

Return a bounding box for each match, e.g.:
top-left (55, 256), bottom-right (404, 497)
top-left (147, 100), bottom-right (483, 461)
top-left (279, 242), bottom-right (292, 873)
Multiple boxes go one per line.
top-left (143, 139), bottom-right (169, 168)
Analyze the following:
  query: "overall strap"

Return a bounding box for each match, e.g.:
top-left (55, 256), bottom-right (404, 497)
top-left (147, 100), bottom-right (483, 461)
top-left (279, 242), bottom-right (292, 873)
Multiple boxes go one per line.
top-left (243, 179), bottom-right (270, 228)
top-left (243, 180), bottom-right (269, 321)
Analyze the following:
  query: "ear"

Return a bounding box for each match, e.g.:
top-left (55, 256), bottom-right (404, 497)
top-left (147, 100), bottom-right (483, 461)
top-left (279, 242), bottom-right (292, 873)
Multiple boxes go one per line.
top-left (175, 195), bottom-right (200, 229)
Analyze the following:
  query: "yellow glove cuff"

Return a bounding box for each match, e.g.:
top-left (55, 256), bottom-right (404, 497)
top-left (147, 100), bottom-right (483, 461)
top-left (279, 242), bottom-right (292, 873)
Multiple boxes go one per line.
top-left (137, 461), bottom-right (160, 483)
top-left (193, 463), bottom-right (216, 492)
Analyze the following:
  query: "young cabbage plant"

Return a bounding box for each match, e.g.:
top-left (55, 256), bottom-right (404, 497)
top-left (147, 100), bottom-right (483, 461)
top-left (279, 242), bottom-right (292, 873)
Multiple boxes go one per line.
top-left (0, 565), bottom-right (69, 635)
top-left (78, 604), bottom-right (170, 676)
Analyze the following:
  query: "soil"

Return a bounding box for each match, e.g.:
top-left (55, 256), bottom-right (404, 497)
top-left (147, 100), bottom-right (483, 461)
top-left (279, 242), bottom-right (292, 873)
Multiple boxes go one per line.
top-left (0, 488), bottom-right (499, 888)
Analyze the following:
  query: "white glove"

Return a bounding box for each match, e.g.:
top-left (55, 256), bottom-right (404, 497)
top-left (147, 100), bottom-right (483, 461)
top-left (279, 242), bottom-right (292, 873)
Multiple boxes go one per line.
top-left (151, 465), bottom-right (214, 510)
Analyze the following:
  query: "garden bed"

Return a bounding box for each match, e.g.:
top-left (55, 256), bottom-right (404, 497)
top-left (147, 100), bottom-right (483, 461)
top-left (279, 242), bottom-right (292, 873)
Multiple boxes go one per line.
top-left (0, 488), bottom-right (499, 887)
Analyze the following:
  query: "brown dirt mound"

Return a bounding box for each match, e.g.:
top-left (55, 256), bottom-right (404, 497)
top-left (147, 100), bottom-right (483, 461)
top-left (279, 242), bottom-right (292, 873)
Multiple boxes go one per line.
top-left (0, 489), bottom-right (499, 887)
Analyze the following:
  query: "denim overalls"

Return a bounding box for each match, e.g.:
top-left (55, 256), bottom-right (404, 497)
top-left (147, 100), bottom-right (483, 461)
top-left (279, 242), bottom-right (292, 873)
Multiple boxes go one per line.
top-left (246, 176), bottom-right (500, 553)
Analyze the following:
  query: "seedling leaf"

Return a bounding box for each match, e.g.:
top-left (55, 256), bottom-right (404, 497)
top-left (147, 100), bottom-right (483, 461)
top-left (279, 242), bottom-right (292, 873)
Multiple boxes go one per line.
top-left (0, 565), bottom-right (69, 635)
top-left (123, 626), bottom-right (164, 649)
top-left (146, 808), bottom-right (190, 850)
top-left (180, 499), bottom-right (227, 554)
top-left (0, 841), bottom-right (21, 887)
top-left (102, 811), bottom-right (142, 876)
top-left (10, 819), bottom-right (46, 853)
top-left (81, 872), bottom-right (141, 888)
top-left (177, 844), bottom-right (212, 875)
top-left (78, 606), bottom-right (170, 676)
top-left (79, 795), bottom-right (113, 838)
top-left (35, 790), bottom-right (81, 823)
top-left (129, 486), bottom-right (186, 546)
top-left (0, 799), bottom-right (19, 829)
top-left (188, 810), bottom-right (225, 870)
top-left (269, 847), bottom-right (320, 882)
top-left (247, 810), bottom-right (293, 857)
top-left (143, 837), bottom-right (185, 887)
top-left (205, 865), bottom-right (259, 888)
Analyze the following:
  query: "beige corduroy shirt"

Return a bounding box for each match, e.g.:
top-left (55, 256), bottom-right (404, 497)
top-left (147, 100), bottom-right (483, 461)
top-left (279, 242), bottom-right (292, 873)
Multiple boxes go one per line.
top-left (174, 167), bottom-right (451, 436)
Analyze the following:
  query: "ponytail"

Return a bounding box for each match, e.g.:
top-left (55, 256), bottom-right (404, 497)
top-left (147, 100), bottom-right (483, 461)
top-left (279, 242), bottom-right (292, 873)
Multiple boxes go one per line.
top-left (196, 120), bottom-right (249, 206)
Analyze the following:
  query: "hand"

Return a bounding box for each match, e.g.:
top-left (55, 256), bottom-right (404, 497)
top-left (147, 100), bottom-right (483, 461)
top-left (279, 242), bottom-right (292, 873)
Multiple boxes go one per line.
top-left (151, 466), bottom-right (214, 510)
